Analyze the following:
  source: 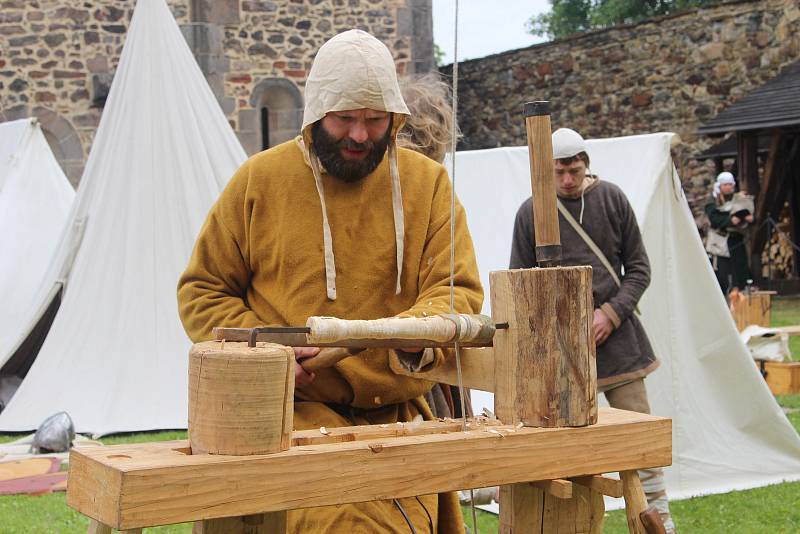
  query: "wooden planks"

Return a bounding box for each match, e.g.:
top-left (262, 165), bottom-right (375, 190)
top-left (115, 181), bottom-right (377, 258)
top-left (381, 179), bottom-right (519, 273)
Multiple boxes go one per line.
top-left (491, 267), bottom-right (597, 428)
top-left (66, 408), bottom-right (670, 530)
top-left (388, 346), bottom-right (495, 391)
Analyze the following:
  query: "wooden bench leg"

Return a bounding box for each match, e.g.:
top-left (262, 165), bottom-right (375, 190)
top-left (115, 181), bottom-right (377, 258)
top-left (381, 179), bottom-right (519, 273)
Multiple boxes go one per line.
top-left (87, 519), bottom-right (143, 534)
top-left (621, 470), bottom-right (648, 534)
top-left (499, 483), bottom-right (545, 533)
top-left (499, 481), bottom-right (604, 534)
top-left (87, 520), bottom-right (112, 534)
top-left (193, 511), bottom-right (287, 534)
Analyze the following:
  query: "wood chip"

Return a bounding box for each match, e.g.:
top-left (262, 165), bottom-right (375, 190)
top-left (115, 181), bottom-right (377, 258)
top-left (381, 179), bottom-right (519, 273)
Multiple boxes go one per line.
top-left (319, 427), bottom-right (330, 435)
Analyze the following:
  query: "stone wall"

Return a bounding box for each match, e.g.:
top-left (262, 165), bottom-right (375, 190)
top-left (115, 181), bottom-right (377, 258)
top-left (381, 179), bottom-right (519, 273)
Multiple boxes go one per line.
top-left (441, 0), bottom-right (800, 210)
top-left (0, 0), bottom-right (433, 185)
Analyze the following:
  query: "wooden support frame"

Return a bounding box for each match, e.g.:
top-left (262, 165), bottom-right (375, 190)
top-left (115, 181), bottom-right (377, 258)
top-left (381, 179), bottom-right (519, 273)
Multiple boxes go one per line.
top-left (67, 408), bottom-right (670, 530)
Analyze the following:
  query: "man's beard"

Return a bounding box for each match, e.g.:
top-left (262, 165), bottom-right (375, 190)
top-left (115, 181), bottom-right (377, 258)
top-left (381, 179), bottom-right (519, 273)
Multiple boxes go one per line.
top-left (312, 122), bottom-right (391, 183)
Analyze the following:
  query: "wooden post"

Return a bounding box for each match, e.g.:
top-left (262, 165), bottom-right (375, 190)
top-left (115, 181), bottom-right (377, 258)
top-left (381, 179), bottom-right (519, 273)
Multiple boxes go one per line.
top-left (620, 470), bottom-right (649, 534)
top-left (497, 100), bottom-right (598, 533)
top-left (524, 101), bottom-right (561, 267)
top-left (189, 341), bottom-right (294, 533)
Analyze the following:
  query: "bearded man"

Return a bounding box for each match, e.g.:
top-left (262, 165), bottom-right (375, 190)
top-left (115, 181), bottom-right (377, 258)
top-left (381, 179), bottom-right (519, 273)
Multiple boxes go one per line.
top-left (177, 30), bottom-right (482, 534)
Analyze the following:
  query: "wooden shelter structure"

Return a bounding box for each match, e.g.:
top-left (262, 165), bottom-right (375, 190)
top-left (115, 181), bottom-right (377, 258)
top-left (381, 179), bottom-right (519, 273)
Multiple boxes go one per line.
top-left (698, 59), bottom-right (800, 289)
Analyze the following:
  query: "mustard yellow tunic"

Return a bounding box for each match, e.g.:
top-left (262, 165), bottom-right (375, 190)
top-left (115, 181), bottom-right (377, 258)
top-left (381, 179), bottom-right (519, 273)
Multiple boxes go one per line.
top-left (178, 139), bottom-right (483, 533)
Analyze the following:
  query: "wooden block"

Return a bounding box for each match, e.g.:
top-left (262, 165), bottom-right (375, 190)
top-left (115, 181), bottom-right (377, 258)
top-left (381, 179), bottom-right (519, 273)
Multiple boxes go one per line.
top-left (731, 291), bottom-right (773, 331)
top-left (570, 475), bottom-right (624, 498)
top-left (188, 342), bottom-right (295, 455)
top-left (763, 361), bottom-right (800, 395)
top-left (530, 479), bottom-right (573, 499)
top-left (389, 347), bottom-right (495, 392)
top-left (621, 470), bottom-right (649, 534)
top-left (491, 267), bottom-right (597, 427)
top-left (66, 408), bottom-right (670, 530)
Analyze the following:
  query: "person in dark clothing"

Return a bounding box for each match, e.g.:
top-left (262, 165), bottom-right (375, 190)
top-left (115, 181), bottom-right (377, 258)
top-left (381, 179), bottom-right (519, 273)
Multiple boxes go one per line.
top-left (704, 171), bottom-right (754, 295)
top-left (509, 128), bottom-right (675, 534)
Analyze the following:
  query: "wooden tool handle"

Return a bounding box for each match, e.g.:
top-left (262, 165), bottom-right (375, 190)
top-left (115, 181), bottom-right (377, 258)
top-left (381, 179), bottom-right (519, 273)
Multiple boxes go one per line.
top-left (524, 101), bottom-right (561, 267)
top-left (306, 314), bottom-right (495, 345)
top-left (300, 347), bottom-right (363, 372)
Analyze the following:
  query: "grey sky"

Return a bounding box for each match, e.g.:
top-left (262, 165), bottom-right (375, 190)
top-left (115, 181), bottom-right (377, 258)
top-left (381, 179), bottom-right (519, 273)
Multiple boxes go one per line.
top-left (432, 1), bottom-right (551, 65)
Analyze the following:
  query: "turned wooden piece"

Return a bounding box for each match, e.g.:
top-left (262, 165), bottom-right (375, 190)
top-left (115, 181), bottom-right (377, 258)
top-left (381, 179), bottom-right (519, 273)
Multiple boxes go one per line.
top-left (188, 341), bottom-right (295, 455)
top-left (189, 341), bottom-right (294, 533)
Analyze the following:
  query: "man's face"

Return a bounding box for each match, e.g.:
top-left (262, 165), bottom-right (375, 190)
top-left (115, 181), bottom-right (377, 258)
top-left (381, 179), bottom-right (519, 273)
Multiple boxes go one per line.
top-left (554, 158), bottom-right (587, 197)
top-left (313, 109), bottom-right (392, 183)
top-left (719, 182), bottom-right (735, 195)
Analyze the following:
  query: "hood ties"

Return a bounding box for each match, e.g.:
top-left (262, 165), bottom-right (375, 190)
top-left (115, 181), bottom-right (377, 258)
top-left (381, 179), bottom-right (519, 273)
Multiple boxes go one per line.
top-left (307, 140), bottom-right (405, 301)
top-left (309, 152), bottom-right (338, 300)
top-left (388, 141), bottom-right (405, 295)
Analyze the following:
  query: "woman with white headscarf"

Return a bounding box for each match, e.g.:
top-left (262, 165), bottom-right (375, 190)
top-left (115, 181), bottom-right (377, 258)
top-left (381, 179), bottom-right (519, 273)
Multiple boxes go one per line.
top-left (704, 171), bottom-right (755, 294)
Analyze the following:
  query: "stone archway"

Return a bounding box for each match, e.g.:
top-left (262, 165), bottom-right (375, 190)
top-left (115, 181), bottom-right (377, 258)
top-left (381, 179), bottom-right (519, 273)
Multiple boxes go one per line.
top-left (1, 105), bottom-right (84, 187)
top-left (248, 78), bottom-right (303, 151)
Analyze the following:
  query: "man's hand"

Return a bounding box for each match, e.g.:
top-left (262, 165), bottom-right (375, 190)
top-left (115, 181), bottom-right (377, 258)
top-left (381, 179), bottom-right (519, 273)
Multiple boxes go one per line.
top-left (592, 309), bottom-right (614, 346)
top-left (293, 347), bottom-right (319, 387)
top-left (745, 214), bottom-right (754, 223)
top-left (731, 215), bottom-right (741, 226)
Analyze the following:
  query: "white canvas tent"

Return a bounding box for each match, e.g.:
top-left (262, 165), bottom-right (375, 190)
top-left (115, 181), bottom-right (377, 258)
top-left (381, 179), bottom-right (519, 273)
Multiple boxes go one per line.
top-left (0, 0), bottom-right (246, 434)
top-left (452, 133), bottom-right (800, 500)
top-left (0, 119), bottom-right (75, 380)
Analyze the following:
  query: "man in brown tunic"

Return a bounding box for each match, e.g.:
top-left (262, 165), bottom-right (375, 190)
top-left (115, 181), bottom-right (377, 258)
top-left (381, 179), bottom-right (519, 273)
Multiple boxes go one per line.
top-left (509, 128), bottom-right (675, 533)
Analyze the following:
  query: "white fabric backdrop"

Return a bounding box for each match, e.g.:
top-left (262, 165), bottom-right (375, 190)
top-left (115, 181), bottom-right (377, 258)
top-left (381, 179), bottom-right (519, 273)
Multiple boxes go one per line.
top-left (0, 0), bottom-right (246, 434)
top-left (0, 119), bottom-right (75, 367)
top-left (450, 133), bottom-right (800, 499)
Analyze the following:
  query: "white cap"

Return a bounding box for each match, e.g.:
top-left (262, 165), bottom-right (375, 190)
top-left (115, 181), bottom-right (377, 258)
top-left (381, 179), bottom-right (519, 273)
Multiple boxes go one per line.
top-left (552, 128), bottom-right (587, 159)
top-left (716, 171), bottom-right (735, 184)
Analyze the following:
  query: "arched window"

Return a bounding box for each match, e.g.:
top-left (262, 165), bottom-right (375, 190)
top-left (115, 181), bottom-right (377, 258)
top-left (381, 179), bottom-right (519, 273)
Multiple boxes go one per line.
top-left (250, 78), bottom-right (303, 150)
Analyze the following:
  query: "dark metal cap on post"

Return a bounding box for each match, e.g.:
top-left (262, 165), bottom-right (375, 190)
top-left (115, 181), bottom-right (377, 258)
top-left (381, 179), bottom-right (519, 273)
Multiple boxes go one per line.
top-left (523, 101), bottom-right (551, 117)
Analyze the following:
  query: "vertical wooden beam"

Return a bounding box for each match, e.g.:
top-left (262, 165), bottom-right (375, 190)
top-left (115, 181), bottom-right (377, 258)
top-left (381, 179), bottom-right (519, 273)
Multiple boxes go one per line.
top-left (791, 170), bottom-right (800, 278)
top-left (620, 470), bottom-right (649, 534)
top-left (491, 267), bottom-right (596, 428)
top-left (737, 131), bottom-right (759, 195)
top-left (498, 483), bottom-right (544, 534)
top-left (189, 341), bottom-right (294, 533)
top-left (87, 520), bottom-right (112, 534)
top-left (193, 514), bottom-right (285, 534)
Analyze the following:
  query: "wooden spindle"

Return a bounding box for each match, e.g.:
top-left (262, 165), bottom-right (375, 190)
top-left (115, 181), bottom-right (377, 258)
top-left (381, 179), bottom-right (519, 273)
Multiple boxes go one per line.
top-left (524, 101), bottom-right (561, 267)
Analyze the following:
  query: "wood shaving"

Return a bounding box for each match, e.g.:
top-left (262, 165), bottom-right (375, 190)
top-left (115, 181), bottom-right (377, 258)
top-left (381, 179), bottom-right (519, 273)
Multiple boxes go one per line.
top-left (319, 426), bottom-right (330, 435)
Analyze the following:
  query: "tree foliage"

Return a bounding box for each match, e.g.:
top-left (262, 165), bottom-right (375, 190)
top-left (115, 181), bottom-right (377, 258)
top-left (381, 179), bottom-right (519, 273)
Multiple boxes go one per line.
top-left (528, 0), bottom-right (720, 40)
